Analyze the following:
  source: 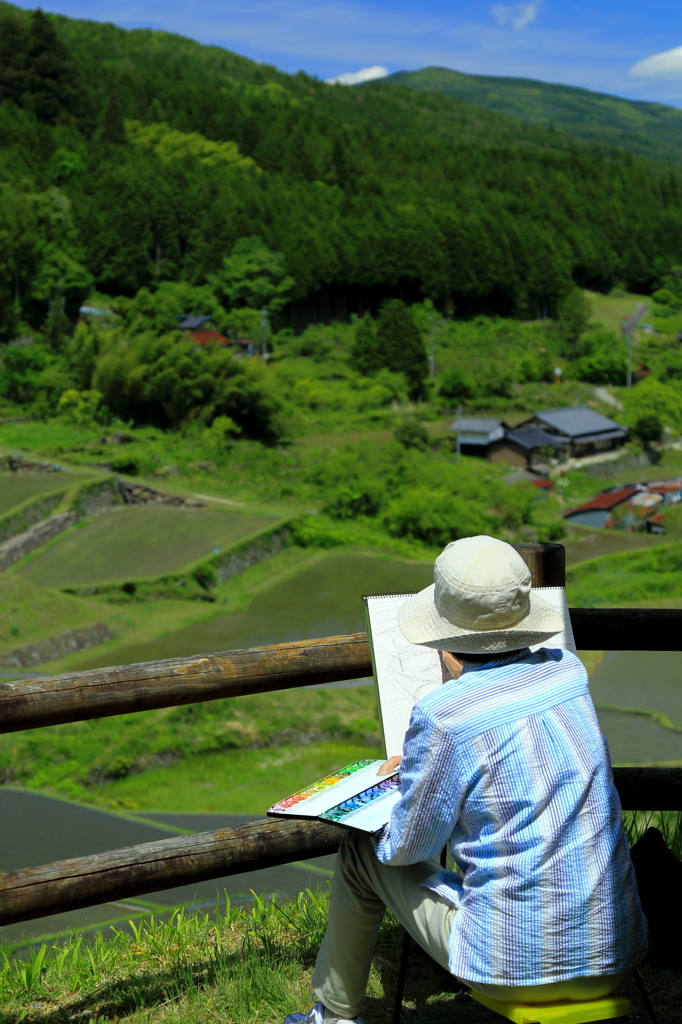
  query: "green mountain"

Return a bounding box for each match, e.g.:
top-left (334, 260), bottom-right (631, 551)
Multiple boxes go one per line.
top-left (380, 67), bottom-right (682, 166)
top-left (0, 0), bottom-right (681, 337)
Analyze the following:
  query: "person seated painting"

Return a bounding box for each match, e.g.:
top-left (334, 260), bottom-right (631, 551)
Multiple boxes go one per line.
top-left (286, 535), bottom-right (647, 1024)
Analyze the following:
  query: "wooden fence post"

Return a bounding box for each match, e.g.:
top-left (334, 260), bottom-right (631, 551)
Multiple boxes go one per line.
top-left (513, 542), bottom-right (566, 589)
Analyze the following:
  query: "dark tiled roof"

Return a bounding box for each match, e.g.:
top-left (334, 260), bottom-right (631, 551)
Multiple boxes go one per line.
top-left (536, 406), bottom-right (624, 439)
top-left (503, 428), bottom-right (569, 451)
top-left (572, 428), bottom-right (628, 444)
top-left (177, 315), bottom-right (211, 330)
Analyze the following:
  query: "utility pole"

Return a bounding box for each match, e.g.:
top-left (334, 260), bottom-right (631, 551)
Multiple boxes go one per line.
top-left (260, 307), bottom-right (269, 361)
top-left (456, 404), bottom-right (462, 464)
top-left (427, 315), bottom-right (435, 378)
top-left (621, 301), bottom-right (648, 388)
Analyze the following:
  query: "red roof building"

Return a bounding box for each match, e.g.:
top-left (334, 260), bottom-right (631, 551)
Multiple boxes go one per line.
top-left (187, 329), bottom-right (250, 349)
top-left (564, 487), bottom-right (640, 528)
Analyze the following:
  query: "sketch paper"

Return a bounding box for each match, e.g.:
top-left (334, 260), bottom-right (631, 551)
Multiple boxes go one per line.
top-left (531, 587), bottom-right (577, 654)
top-left (363, 594), bottom-right (442, 757)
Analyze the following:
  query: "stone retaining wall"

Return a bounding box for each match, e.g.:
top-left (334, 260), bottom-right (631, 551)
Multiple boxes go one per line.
top-left (0, 622), bottom-right (115, 669)
top-left (0, 488), bottom-right (69, 545)
top-left (214, 526), bottom-right (291, 584)
top-left (0, 512), bottom-right (78, 572)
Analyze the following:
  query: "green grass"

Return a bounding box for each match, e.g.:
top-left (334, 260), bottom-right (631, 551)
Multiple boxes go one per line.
top-left (653, 312), bottom-right (682, 335)
top-left (567, 540), bottom-right (682, 606)
top-left (0, 472), bottom-right (74, 517)
top-left (0, 575), bottom-right (106, 656)
top-left (0, 684), bottom-right (382, 808)
top-left (562, 524), bottom-right (665, 566)
top-left (585, 290), bottom-right (651, 336)
top-left (0, 891), bottom-right (492, 1024)
top-left (0, 865), bottom-right (676, 1024)
top-left (97, 743), bottom-right (381, 814)
top-left (15, 506), bottom-right (278, 588)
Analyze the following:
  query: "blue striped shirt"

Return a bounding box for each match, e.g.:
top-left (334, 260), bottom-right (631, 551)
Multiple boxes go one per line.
top-left (375, 648), bottom-right (647, 985)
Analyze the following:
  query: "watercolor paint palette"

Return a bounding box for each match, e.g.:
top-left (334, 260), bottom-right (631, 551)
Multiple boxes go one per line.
top-left (268, 759), bottom-right (401, 834)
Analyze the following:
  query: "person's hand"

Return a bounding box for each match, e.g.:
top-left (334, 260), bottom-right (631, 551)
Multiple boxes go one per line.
top-left (377, 755), bottom-right (402, 776)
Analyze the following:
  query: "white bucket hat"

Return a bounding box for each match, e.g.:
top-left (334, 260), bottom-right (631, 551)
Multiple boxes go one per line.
top-left (397, 535), bottom-right (563, 654)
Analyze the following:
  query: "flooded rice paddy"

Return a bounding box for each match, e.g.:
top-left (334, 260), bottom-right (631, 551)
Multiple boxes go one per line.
top-left (0, 790), bottom-right (335, 947)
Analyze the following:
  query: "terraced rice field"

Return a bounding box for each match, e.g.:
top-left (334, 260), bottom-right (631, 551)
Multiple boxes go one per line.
top-left (74, 552), bottom-right (434, 667)
top-left (16, 506), bottom-right (278, 587)
top-left (0, 471), bottom-right (70, 516)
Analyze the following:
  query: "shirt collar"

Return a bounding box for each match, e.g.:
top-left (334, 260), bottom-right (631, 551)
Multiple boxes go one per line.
top-left (460, 648), bottom-right (532, 676)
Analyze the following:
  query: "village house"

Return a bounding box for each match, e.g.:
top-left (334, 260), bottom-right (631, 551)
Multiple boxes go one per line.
top-left (515, 407), bottom-right (629, 459)
top-left (177, 315), bottom-right (251, 350)
top-left (564, 478), bottom-right (682, 533)
top-left (563, 486), bottom-right (643, 528)
top-left (450, 406), bottom-right (628, 470)
top-left (448, 417), bottom-right (506, 457)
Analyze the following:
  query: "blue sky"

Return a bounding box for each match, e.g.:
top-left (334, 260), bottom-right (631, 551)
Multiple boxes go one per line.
top-left (10, 0), bottom-right (682, 107)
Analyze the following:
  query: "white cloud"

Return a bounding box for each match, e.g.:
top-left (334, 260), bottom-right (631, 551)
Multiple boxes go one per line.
top-left (491, 1), bottom-right (541, 31)
top-left (325, 64), bottom-right (389, 85)
top-left (630, 46), bottom-right (682, 80)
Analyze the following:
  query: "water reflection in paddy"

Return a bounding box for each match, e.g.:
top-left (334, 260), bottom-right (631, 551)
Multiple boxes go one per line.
top-left (80, 554), bottom-right (434, 669)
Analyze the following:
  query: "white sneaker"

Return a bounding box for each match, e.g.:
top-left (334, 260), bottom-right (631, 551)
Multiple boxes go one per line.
top-left (284, 1001), bottom-right (364, 1024)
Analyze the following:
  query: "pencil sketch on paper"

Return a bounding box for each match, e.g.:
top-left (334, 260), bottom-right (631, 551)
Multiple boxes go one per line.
top-left (364, 594), bottom-right (443, 757)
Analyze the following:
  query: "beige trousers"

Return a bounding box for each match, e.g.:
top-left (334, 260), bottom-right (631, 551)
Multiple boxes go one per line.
top-left (312, 831), bottom-right (629, 1019)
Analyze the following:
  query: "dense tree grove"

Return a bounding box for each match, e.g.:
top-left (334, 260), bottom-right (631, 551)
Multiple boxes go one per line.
top-left (0, 1), bottom-right (681, 343)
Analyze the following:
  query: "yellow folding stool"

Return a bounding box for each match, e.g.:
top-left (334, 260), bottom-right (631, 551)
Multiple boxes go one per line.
top-left (470, 989), bottom-right (631, 1024)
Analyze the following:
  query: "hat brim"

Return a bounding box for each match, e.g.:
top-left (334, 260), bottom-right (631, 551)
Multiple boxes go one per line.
top-left (397, 584), bottom-right (564, 654)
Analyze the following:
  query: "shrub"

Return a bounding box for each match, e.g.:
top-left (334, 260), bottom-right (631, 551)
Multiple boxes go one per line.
top-left (375, 300), bottom-right (428, 400)
top-left (576, 346), bottom-right (627, 385)
top-left (632, 414), bottom-right (663, 446)
top-left (93, 330), bottom-right (286, 439)
top-left (110, 454), bottom-right (139, 475)
top-left (439, 364), bottom-right (476, 401)
top-left (383, 487), bottom-right (487, 546)
top-left (0, 342), bottom-right (49, 403)
top-left (323, 483), bottom-right (385, 519)
top-left (653, 349), bottom-right (682, 382)
top-left (620, 377), bottom-right (682, 432)
top-left (558, 288), bottom-right (591, 358)
top-left (394, 419), bottom-right (429, 451)
top-left (57, 388), bottom-right (103, 425)
top-left (350, 312), bottom-right (381, 376)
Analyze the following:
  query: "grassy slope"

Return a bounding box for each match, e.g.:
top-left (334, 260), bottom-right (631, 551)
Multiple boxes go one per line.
top-left (381, 67), bottom-right (682, 165)
top-left (1, 887), bottom-right (676, 1023)
top-left (0, 679), bottom-right (382, 809)
top-left (0, 472), bottom-right (75, 517)
top-left (567, 540), bottom-right (682, 606)
top-left (0, 575), bottom-right (105, 654)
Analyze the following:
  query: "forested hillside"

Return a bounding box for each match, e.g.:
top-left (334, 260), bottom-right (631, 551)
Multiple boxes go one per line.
top-left (382, 67), bottom-right (682, 167)
top-left (1, 1), bottom-right (682, 340)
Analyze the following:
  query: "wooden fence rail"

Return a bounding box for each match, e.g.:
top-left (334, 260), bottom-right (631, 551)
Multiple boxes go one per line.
top-left (1, 766), bottom-right (681, 928)
top-left (1, 610), bottom-right (682, 735)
